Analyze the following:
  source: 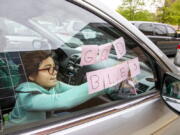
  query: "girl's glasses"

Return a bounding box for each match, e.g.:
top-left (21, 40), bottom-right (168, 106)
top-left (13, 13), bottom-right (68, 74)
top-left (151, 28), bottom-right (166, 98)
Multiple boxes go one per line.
top-left (38, 65), bottom-right (59, 75)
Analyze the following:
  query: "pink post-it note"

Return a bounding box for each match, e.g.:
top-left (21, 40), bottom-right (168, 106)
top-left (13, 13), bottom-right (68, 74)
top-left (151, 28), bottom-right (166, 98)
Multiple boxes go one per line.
top-left (128, 57), bottom-right (141, 77)
top-left (98, 43), bottom-right (112, 62)
top-left (102, 66), bottom-right (118, 88)
top-left (113, 37), bottom-right (126, 59)
top-left (116, 61), bottom-right (129, 82)
top-left (86, 69), bottom-right (105, 94)
top-left (80, 45), bottom-right (98, 66)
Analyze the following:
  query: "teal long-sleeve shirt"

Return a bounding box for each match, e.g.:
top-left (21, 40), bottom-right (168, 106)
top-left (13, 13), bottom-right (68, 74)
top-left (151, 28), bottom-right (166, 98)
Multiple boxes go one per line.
top-left (8, 81), bottom-right (111, 125)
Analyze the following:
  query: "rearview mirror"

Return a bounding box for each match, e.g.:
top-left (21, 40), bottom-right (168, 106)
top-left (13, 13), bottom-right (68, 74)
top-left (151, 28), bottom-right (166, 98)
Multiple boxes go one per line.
top-left (161, 72), bottom-right (180, 114)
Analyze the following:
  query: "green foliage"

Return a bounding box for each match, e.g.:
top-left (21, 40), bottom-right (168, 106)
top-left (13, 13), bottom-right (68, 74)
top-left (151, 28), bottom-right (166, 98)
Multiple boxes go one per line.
top-left (116, 0), bottom-right (180, 28)
top-left (135, 11), bottom-right (156, 21)
top-left (156, 0), bottom-right (180, 26)
top-left (116, 8), bottom-right (155, 21)
top-left (116, 0), bottom-right (146, 20)
top-left (116, 0), bottom-right (156, 21)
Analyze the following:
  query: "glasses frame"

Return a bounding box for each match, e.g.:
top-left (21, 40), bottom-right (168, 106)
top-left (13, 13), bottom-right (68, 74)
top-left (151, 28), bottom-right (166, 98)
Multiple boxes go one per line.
top-left (38, 65), bottom-right (59, 75)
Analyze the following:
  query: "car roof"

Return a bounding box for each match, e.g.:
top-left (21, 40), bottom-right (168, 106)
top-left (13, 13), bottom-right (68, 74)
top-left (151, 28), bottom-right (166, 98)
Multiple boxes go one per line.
top-left (130, 21), bottom-right (167, 25)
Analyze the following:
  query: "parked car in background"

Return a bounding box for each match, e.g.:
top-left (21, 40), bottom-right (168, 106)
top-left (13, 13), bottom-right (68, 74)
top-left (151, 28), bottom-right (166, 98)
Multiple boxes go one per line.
top-left (0, 0), bottom-right (180, 135)
top-left (0, 18), bottom-right (49, 52)
top-left (174, 44), bottom-right (180, 66)
top-left (131, 21), bottom-right (180, 56)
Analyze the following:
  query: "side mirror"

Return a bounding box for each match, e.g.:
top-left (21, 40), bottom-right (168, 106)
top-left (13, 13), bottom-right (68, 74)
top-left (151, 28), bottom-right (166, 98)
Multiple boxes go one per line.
top-left (161, 72), bottom-right (180, 114)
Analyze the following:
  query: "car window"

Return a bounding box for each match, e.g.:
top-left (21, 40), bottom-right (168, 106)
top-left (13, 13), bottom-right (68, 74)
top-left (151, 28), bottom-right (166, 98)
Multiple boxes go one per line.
top-left (167, 25), bottom-right (176, 37)
top-left (154, 24), bottom-right (167, 36)
top-left (0, 0), bottom-right (157, 132)
top-left (139, 23), bottom-right (154, 35)
top-left (0, 18), bottom-right (40, 37)
top-left (0, 18), bottom-right (52, 52)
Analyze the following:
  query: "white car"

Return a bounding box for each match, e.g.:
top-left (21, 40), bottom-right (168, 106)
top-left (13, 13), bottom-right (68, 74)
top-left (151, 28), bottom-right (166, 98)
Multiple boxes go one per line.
top-left (0, 18), bottom-right (49, 52)
top-left (0, 0), bottom-right (180, 135)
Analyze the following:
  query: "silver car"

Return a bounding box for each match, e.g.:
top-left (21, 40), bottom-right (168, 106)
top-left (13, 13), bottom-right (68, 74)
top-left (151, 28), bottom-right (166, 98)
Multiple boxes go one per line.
top-left (131, 21), bottom-right (180, 56)
top-left (0, 0), bottom-right (180, 135)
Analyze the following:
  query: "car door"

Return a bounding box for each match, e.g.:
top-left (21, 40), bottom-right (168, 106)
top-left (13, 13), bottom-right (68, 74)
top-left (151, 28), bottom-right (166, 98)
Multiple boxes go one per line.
top-left (166, 25), bottom-right (180, 55)
top-left (0, 0), bottom-right (179, 134)
top-left (153, 23), bottom-right (175, 55)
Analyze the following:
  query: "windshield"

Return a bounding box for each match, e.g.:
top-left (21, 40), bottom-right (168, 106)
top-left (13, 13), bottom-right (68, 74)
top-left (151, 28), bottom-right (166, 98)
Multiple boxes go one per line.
top-left (0, 0), bottom-right (111, 52)
top-left (30, 1), bottom-right (109, 49)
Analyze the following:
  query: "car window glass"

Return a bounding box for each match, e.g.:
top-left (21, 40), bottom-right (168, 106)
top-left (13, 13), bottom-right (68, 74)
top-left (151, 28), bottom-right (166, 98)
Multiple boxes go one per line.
top-left (139, 23), bottom-right (153, 35)
top-left (0, 0), bottom-right (157, 131)
top-left (0, 18), bottom-right (52, 52)
top-left (154, 24), bottom-right (167, 36)
top-left (167, 26), bottom-right (176, 37)
top-left (0, 18), bottom-right (40, 37)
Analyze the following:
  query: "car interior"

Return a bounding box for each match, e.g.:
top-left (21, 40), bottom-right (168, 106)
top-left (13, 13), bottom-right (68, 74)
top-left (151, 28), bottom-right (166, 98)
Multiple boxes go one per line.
top-left (0, 0), bottom-right (157, 129)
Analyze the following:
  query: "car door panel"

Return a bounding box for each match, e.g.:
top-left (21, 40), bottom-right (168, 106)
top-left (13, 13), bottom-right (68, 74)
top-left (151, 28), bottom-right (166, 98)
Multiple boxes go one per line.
top-left (49, 98), bottom-right (177, 135)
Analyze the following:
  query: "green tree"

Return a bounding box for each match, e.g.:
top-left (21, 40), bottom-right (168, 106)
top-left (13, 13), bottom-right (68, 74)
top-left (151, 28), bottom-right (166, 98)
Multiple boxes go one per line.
top-left (135, 10), bottom-right (156, 21)
top-left (117, 9), bottom-right (155, 21)
top-left (116, 0), bottom-right (145, 20)
top-left (116, 0), bottom-right (155, 21)
top-left (157, 0), bottom-right (180, 28)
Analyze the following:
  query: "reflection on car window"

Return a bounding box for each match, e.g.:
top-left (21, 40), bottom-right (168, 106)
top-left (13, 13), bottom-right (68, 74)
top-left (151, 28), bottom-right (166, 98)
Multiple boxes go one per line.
top-left (0, 18), bottom-right (39, 37)
top-left (0, 18), bottom-right (52, 52)
top-left (0, 0), bottom-right (156, 130)
top-left (139, 23), bottom-right (154, 35)
top-left (167, 26), bottom-right (176, 37)
top-left (154, 24), bottom-right (167, 36)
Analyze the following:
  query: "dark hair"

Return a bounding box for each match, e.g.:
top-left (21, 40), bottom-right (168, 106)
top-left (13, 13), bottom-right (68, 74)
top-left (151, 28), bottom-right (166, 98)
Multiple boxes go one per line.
top-left (21, 50), bottom-right (52, 77)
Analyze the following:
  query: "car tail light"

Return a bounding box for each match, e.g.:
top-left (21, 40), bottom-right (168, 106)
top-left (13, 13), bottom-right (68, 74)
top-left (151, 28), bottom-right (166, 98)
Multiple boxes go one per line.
top-left (177, 44), bottom-right (180, 49)
top-left (174, 45), bottom-right (180, 66)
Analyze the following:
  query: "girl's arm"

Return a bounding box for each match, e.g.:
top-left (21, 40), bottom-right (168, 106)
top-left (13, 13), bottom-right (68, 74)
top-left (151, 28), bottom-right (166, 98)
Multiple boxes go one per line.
top-left (19, 83), bottom-right (106, 111)
top-left (55, 81), bottom-right (79, 93)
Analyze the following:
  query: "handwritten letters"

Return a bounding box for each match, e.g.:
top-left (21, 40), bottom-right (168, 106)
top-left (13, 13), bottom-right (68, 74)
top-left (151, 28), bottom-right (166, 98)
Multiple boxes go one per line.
top-left (80, 37), bottom-right (126, 66)
top-left (128, 57), bottom-right (140, 77)
top-left (79, 37), bottom-right (141, 94)
top-left (80, 45), bottom-right (99, 66)
top-left (87, 58), bottom-right (140, 94)
top-left (98, 43), bottom-right (112, 62)
top-left (113, 37), bottom-right (126, 59)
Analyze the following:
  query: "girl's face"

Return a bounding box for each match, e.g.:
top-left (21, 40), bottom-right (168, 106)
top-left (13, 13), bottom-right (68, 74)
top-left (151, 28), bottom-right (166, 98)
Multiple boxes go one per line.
top-left (29, 57), bottom-right (58, 89)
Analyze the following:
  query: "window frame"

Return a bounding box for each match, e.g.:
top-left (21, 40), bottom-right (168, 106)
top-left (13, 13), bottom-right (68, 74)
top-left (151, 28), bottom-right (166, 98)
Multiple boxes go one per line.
top-left (1, 0), bottom-right (170, 134)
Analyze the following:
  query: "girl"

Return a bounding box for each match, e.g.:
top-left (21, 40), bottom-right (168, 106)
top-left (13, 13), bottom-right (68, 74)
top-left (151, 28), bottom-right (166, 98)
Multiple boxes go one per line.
top-left (8, 51), bottom-right (111, 125)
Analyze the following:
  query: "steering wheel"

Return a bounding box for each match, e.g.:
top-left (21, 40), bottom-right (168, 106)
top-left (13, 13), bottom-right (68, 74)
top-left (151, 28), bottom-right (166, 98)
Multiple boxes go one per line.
top-left (54, 48), bottom-right (86, 85)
